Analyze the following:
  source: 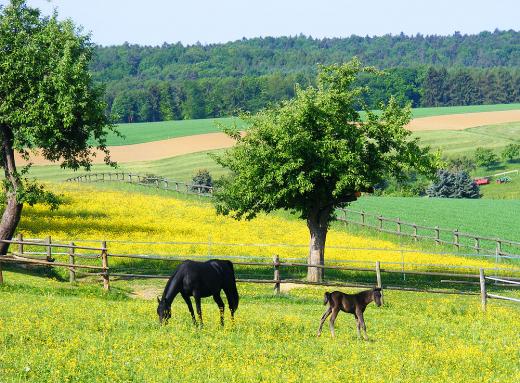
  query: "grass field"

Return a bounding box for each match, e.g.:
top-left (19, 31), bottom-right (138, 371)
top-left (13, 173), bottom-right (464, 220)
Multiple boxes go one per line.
top-left (104, 104), bottom-right (520, 147)
top-left (0, 271), bottom-right (519, 383)
top-left (106, 117), bottom-right (244, 146)
top-left (27, 150), bottom-right (227, 183)
top-left (414, 121), bottom-right (520, 156)
top-left (349, 196), bottom-right (520, 242)
top-left (17, 183), bottom-right (512, 275)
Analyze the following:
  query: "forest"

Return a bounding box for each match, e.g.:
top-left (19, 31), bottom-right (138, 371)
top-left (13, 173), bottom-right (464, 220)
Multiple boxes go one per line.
top-left (91, 31), bottom-right (520, 122)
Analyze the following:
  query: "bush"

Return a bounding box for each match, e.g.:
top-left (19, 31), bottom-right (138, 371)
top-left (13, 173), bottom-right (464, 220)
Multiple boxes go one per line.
top-left (191, 169), bottom-right (213, 194)
top-left (427, 170), bottom-right (480, 199)
top-left (474, 147), bottom-right (499, 169)
top-left (140, 173), bottom-right (164, 185)
top-left (444, 155), bottom-right (476, 173)
top-left (501, 143), bottom-right (520, 162)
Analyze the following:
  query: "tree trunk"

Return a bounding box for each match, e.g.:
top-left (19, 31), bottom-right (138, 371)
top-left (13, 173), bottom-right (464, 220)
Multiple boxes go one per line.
top-left (307, 207), bottom-right (331, 282)
top-left (0, 125), bottom-right (23, 255)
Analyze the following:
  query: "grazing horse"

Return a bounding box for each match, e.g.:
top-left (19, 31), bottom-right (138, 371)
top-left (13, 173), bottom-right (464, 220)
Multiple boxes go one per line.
top-left (317, 288), bottom-right (382, 339)
top-left (157, 259), bottom-right (239, 326)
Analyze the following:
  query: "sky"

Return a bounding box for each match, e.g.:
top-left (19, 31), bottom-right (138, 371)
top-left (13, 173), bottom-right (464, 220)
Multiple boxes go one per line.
top-left (2, 0), bottom-right (519, 46)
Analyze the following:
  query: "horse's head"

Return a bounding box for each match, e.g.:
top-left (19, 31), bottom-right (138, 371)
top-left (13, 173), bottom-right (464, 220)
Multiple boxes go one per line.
top-left (157, 296), bottom-right (171, 324)
top-left (372, 287), bottom-right (382, 307)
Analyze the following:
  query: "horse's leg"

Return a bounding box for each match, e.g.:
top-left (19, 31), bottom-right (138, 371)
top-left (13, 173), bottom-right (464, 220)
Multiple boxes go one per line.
top-left (194, 294), bottom-right (203, 327)
top-left (317, 306), bottom-right (332, 337)
top-left (181, 293), bottom-right (196, 325)
top-left (357, 311), bottom-right (368, 340)
top-left (354, 312), bottom-right (361, 339)
top-left (329, 308), bottom-right (340, 338)
top-left (213, 294), bottom-right (225, 327)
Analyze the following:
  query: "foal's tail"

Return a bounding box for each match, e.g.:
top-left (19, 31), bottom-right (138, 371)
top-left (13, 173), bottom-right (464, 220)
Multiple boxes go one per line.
top-left (323, 292), bottom-right (331, 305)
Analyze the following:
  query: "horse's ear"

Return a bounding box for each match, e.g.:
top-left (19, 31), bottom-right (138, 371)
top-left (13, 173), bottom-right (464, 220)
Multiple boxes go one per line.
top-left (157, 296), bottom-right (161, 304)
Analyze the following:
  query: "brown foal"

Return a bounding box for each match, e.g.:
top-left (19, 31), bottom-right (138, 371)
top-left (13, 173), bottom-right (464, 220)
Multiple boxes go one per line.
top-left (317, 288), bottom-right (382, 340)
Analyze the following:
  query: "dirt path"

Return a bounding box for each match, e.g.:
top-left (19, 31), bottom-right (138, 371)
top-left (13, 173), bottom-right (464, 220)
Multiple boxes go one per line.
top-left (16, 110), bottom-right (520, 166)
top-left (407, 110), bottom-right (520, 131)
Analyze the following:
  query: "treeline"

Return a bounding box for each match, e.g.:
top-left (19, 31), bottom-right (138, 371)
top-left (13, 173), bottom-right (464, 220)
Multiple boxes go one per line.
top-left (91, 31), bottom-right (520, 123)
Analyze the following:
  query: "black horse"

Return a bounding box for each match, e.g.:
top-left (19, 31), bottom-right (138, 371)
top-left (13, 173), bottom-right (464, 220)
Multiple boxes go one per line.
top-left (317, 288), bottom-right (382, 339)
top-left (157, 259), bottom-right (239, 326)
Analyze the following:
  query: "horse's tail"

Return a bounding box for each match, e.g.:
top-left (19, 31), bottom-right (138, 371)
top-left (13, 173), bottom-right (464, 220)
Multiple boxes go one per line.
top-left (224, 260), bottom-right (239, 312)
top-left (323, 292), bottom-right (331, 305)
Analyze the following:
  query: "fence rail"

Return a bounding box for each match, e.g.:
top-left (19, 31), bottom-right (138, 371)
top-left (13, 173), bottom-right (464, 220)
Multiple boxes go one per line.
top-left (1, 236), bottom-right (519, 311)
top-left (65, 172), bottom-right (520, 257)
top-left (336, 207), bottom-right (520, 257)
top-left (66, 172), bottom-right (213, 197)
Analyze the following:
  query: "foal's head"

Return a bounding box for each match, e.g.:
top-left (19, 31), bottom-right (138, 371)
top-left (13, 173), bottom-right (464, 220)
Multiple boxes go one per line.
top-left (372, 288), bottom-right (382, 307)
top-left (157, 296), bottom-right (171, 324)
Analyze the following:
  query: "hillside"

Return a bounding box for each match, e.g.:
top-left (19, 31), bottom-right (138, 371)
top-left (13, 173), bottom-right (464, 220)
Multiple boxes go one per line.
top-left (92, 32), bottom-right (520, 123)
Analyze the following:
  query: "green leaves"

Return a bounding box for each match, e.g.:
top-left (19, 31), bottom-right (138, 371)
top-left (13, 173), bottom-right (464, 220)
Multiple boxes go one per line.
top-left (214, 59), bottom-right (438, 223)
top-left (0, 0), bottom-right (116, 170)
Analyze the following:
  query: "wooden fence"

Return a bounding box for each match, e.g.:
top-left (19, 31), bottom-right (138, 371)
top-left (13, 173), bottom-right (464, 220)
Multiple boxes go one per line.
top-left (65, 172), bottom-right (520, 257)
top-left (1, 236), bottom-right (519, 311)
top-left (66, 172), bottom-right (212, 196)
top-left (336, 207), bottom-right (520, 257)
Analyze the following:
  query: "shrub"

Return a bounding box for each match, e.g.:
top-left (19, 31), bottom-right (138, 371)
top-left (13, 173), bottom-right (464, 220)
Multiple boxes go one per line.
top-left (501, 143), bottom-right (520, 162)
top-left (474, 147), bottom-right (499, 169)
top-left (191, 169), bottom-right (213, 194)
top-left (427, 170), bottom-right (480, 199)
top-left (444, 155), bottom-right (476, 173)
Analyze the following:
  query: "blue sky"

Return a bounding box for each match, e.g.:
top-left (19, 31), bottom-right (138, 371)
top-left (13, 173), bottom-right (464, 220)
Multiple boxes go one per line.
top-left (3, 0), bottom-right (519, 46)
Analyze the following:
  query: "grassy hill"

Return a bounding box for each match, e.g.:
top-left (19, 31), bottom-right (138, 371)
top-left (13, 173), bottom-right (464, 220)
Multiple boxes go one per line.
top-left (349, 196), bottom-right (520, 243)
top-left (415, 121), bottom-right (520, 156)
top-left (105, 103), bottom-right (520, 147)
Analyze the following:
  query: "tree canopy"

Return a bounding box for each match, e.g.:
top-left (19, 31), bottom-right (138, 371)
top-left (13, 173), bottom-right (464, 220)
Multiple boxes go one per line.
top-left (214, 59), bottom-right (438, 281)
top-left (0, 0), bottom-right (115, 253)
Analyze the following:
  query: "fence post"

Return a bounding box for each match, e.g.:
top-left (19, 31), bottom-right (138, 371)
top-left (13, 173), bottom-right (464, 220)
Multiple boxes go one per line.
top-left (46, 236), bottom-right (53, 262)
top-left (375, 261), bottom-right (383, 305)
top-left (479, 268), bottom-right (487, 311)
top-left (17, 233), bottom-right (24, 255)
top-left (378, 216), bottom-right (383, 230)
top-left (496, 240), bottom-right (502, 256)
top-left (69, 242), bottom-right (76, 283)
top-left (396, 218), bottom-right (401, 234)
top-left (101, 241), bottom-right (109, 290)
top-left (343, 209), bottom-right (347, 227)
top-left (273, 255), bottom-right (280, 295)
top-left (361, 211), bottom-right (366, 226)
top-left (475, 237), bottom-right (480, 254)
top-left (413, 224), bottom-right (418, 242)
top-left (453, 230), bottom-right (460, 251)
top-left (435, 226), bottom-right (440, 245)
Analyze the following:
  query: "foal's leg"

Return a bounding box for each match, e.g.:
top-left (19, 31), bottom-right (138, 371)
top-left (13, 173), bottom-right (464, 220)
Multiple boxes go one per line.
top-left (213, 294), bottom-right (225, 327)
top-left (194, 295), bottom-right (203, 327)
top-left (317, 306), bottom-right (332, 337)
top-left (357, 311), bottom-right (368, 340)
top-left (329, 308), bottom-right (340, 338)
top-left (354, 312), bottom-right (361, 339)
top-left (181, 293), bottom-right (196, 325)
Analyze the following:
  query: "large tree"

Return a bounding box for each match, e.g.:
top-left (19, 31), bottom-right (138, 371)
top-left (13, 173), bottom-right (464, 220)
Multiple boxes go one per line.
top-left (213, 59), bottom-right (437, 282)
top-left (0, 0), bottom-right (116, 254)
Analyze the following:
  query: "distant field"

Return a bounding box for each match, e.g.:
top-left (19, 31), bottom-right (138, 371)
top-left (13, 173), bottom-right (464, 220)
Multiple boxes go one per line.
top-left (414, 121), bottom-right (520, 156)
top-left (409, 103), bottom-right (520, 119)
top-left (104, 104), bottom-right (520, 146)
top-left (349, 196), bottom-right (520, 242)
top-left (28, 150), bottom-right (226, 183)
top-left (106, 117), bottom-right (245, 146)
